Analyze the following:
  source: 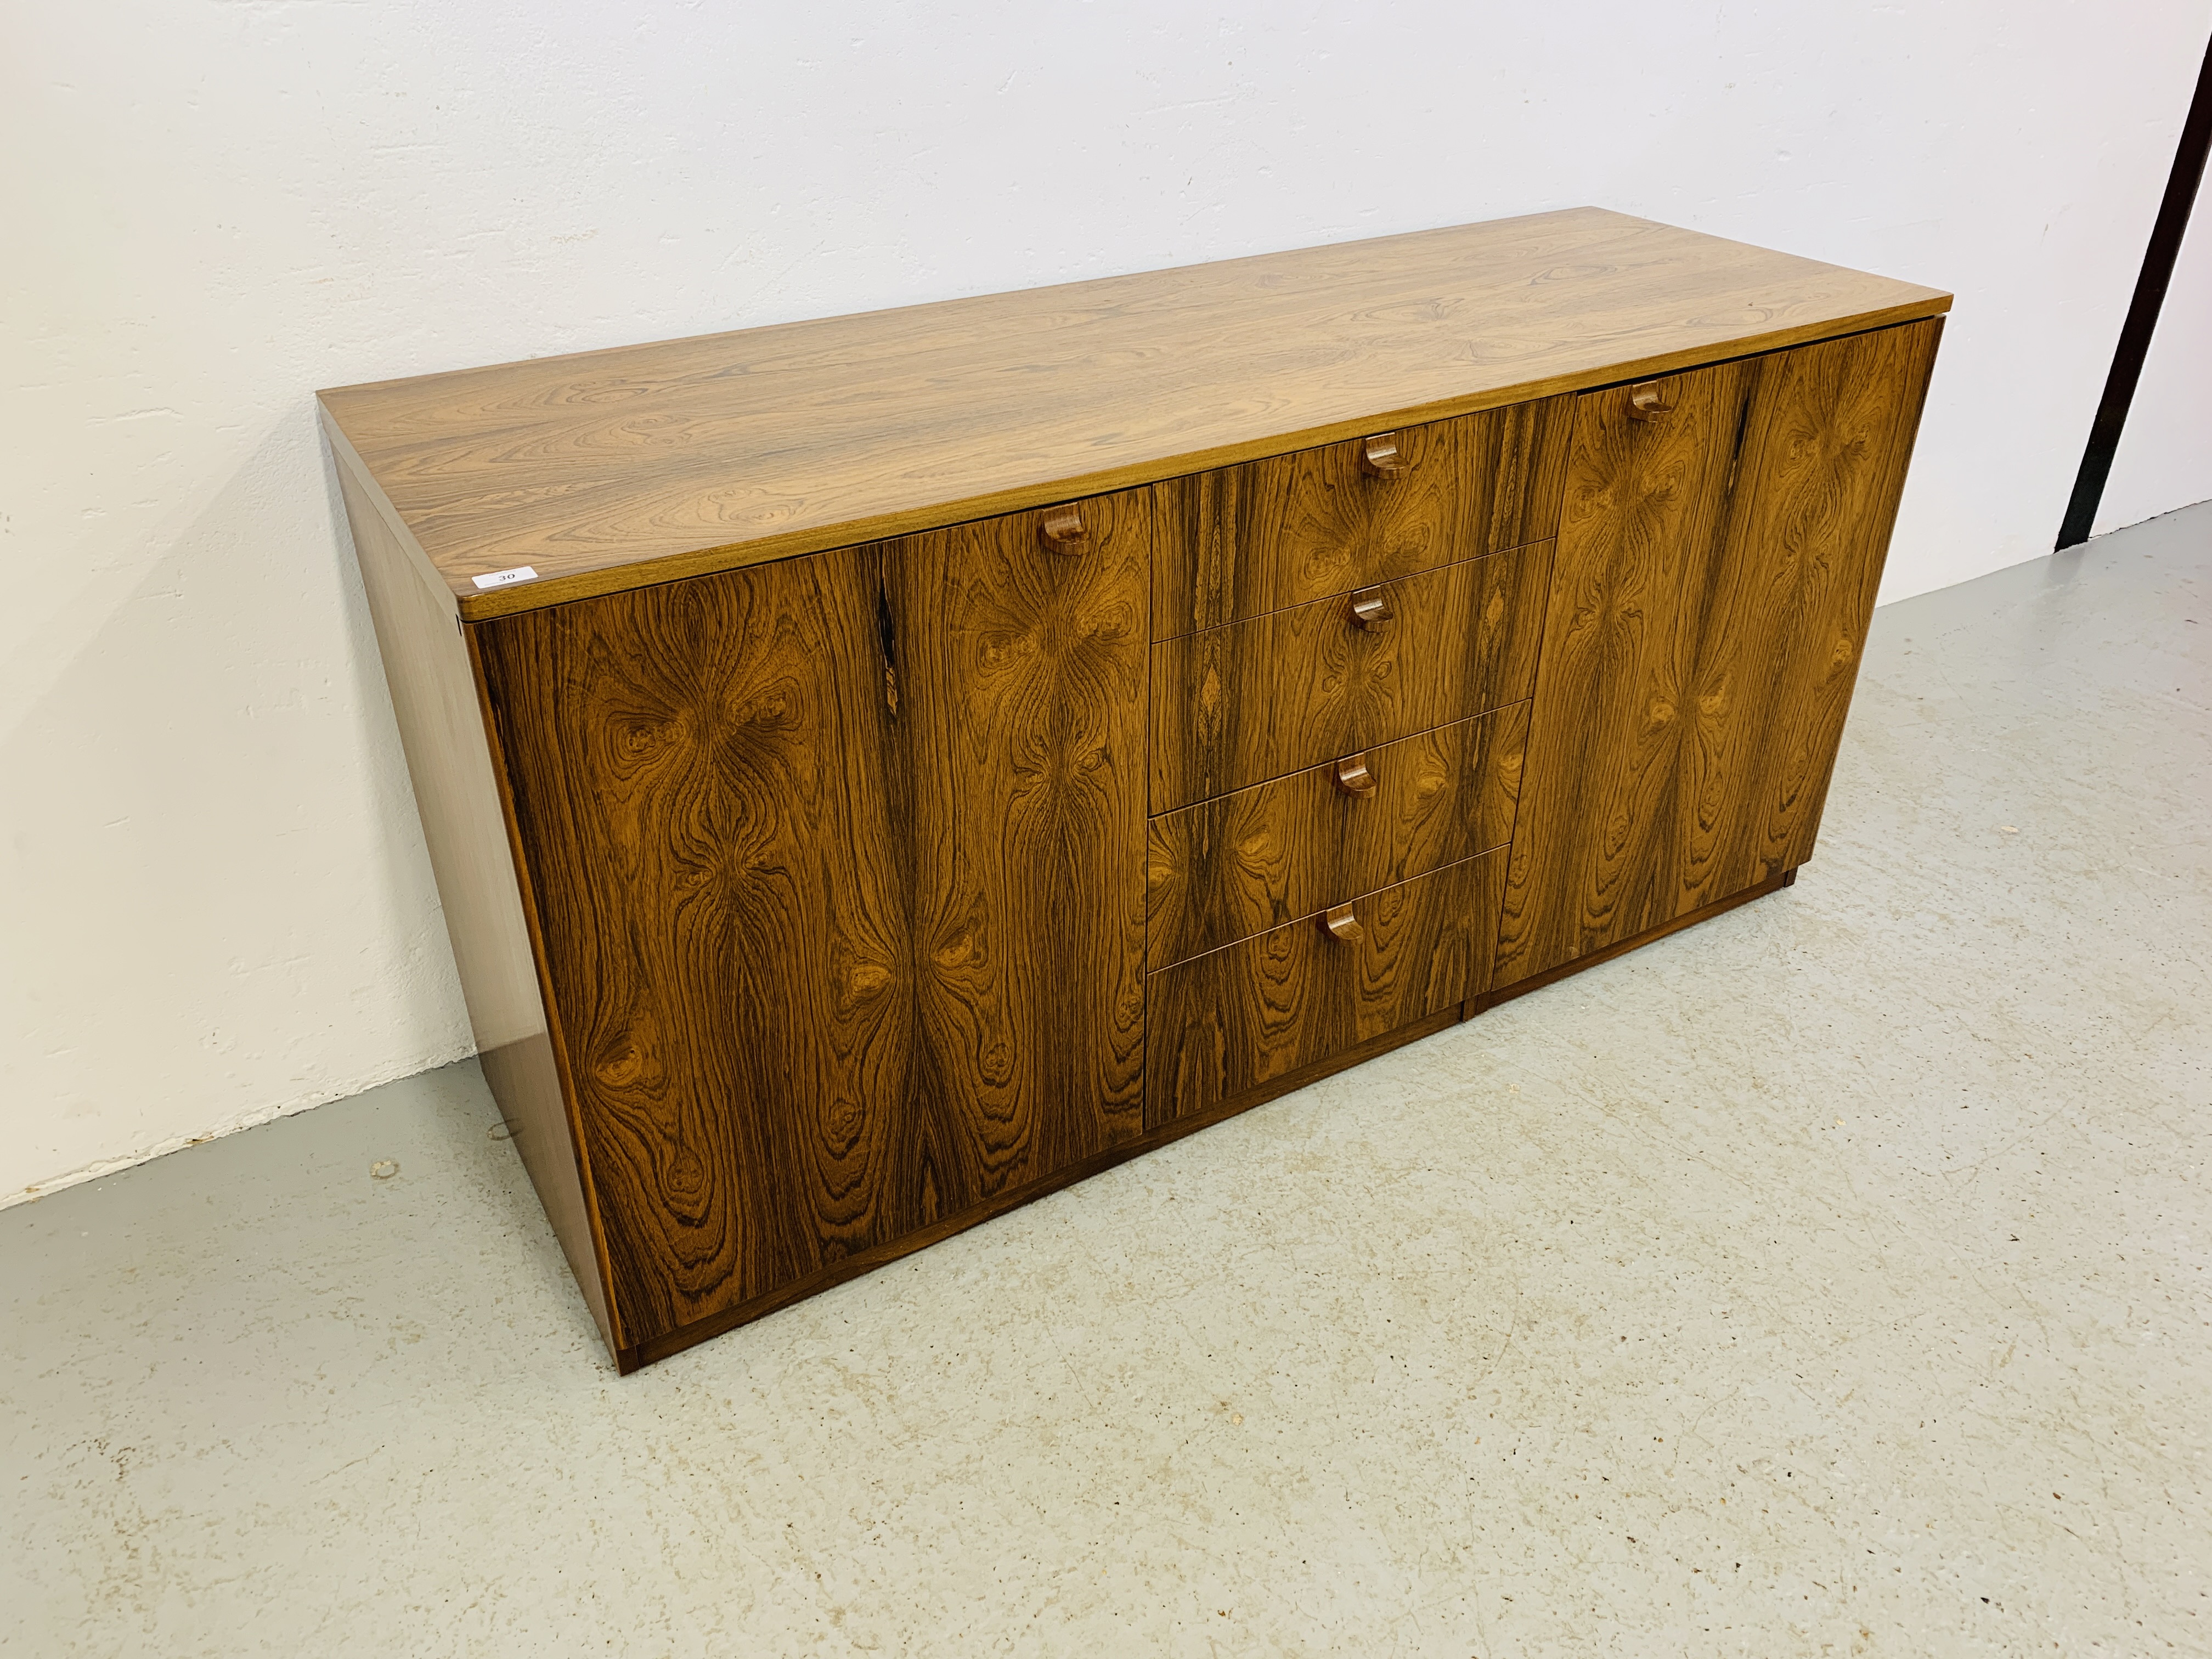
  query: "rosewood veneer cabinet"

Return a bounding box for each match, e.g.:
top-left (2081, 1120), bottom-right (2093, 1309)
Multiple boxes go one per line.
top-left (319, 208), bottom-right (1948, 1372)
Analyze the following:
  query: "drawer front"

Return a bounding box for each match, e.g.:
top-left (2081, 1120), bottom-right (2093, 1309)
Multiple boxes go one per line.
top-left (1147, 701), bottom-right (1528, 970)
top-left (1149, 539), bottom-right (1550, 815)
top-left (1146, 848), bottom-right (1506, 1127)
top-left (1150, 396), bottom-right (1571, 639)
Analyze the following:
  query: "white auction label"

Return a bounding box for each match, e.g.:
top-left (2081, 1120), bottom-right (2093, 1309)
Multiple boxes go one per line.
top-left (472, 566), bottom-right (541, 591)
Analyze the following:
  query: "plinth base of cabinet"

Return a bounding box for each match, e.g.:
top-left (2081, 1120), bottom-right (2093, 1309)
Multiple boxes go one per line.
top-left (617, 1003), bottom-right (1466, 1373)
top-left (1471, 866), bottom-right (1798, 1017)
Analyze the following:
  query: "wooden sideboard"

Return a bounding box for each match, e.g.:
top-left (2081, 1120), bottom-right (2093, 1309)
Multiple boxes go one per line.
top-left (319, 208), bottom-right (1947, 1372)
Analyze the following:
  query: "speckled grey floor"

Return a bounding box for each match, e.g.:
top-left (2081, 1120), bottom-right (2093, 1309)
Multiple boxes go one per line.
top-left (6, 503), bottom-right (2209, 1658)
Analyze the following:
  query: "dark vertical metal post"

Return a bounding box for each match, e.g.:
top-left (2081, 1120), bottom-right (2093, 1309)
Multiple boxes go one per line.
top-left (2057, 32), bottom-right (2212, 549)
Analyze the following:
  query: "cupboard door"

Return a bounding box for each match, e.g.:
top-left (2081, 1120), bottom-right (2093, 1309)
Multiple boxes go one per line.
top-left (477, 494), bottom-right (1150, 1347)
top-left (1494, 319), bottom-right (1942, 988)
top-left (476, 548), bottom-right (916, 1345)
top-left (882, 494), bottom-right (1150, 1196)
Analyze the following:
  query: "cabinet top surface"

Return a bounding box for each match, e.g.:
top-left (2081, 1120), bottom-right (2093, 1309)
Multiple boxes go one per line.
top-left (318, 207), bottom-right (1949, 618)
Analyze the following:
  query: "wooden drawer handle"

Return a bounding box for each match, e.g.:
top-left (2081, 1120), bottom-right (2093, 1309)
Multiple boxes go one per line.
top-left (1359, 433), bottom-right (1406, 477)
top-left (1322, 902), bottom-right (1363, 943)
top-left (1333, 753), bottom-right (1377, 796)
top-left (1348, 585), bottom-right (1393, 631)
top-left (1628, 380), bottom-right (1673, 421)
top-left (1039, 506), bottom-right (1088, 553)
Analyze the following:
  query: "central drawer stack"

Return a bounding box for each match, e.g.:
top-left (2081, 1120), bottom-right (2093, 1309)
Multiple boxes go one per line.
top-left (1141, 395), bottom-right (1572, 1125)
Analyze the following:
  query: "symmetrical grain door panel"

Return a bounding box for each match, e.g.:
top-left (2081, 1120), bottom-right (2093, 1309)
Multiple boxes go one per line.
top-left (1149, 540), bottom-right (1550, 814)
top-left (476, 549), bottom-right (907, 1344)
top-left (1147, 701), bottom-right (1528, 970)
top-left (477, 492), bottom-right (1150, 1346)
top-left (1150, 397), bottom-right (1572, 638)
top-left (883, 495), bottom-right (1152, 1195)
top-left (1493, 319), bottom-right (1942, 988)
top-left (1147, 848), bottom-right (1508, 1128)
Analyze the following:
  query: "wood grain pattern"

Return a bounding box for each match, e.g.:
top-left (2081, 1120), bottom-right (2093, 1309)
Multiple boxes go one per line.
top-left (1150, 396), bottom-right (1571, 637)
top-left (623, 1002), bottom-right (1465, 1371)
top-left (885, 493), bottom-right (1151, 1194)
top-left (1147, 701), bottom-right (1529, 969)
top-left (473, 492), bottom-right (1148, 1346)
top-left (1149, 540), bottom-right (1550, 814)
top-left (332, 452), bottom-right (619, 1352)
top-left (321, 409), bottom-right (462, 616)
top-left (1147, 848), bottom-right (1506, 1128)
top-left (315, 208), bottom-right (1949, 619)
top-left (476, 544), bottom-right (910, 1344)
top-left (322, 211), bottom-right (1949, 1372)
top-left (1493, 318), bottom-right (1942, 988)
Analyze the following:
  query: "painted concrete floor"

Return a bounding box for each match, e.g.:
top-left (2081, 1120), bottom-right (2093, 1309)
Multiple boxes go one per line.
top-left (6, 504), bottom-right (2209, 1658)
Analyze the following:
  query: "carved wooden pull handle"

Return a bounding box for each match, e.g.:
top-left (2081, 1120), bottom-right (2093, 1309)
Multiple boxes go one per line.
top-left (1359, 433), bottom-right (1406, 477)
top-left (1348, 585), bottom-right (1393, 631)
top-left (1322, 902), bottom-right (1363, 943)
top-left (1039, 506), bottom-right (1087, 553)
top-left (1628, 381), bottom-right (1673, 422)
top-left (1333, 753), bottom-right (1377, 796)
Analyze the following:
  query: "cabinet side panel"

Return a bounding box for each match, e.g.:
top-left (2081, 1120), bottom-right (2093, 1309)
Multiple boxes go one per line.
top-left (331, 454), bottom-right (617, 1353)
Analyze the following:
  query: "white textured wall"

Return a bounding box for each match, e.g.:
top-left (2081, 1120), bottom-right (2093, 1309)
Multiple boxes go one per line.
top-left (6, 1), bottom-right (2210, 1200)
